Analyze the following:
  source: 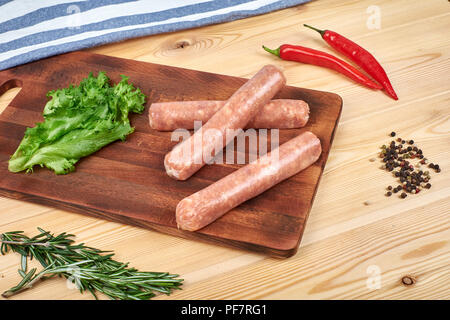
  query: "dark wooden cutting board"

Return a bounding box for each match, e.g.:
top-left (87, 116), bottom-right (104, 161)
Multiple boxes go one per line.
top-left (0, 52), bottom-right (342, 257)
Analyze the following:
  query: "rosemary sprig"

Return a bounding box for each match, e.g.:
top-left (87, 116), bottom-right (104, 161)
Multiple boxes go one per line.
top-left (0, 228), bottom-right (183, 300)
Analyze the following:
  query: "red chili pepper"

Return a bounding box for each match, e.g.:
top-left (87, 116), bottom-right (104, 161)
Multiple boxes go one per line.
top-left (304, 24), bottom-right (398, 100)
top-left (262, 44), bottom-right (382, 90)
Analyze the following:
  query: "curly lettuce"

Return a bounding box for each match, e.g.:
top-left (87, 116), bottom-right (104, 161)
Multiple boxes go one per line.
top-left (8, 72), bottom-right (146, 174)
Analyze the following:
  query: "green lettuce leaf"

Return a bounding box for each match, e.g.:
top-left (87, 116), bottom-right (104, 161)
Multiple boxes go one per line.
top-left (8, 72), bottom-right (146, 175)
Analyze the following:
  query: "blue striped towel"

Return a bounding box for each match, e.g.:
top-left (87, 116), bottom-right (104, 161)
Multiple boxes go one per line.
top-left (0, 0), bottom-right (311, 71)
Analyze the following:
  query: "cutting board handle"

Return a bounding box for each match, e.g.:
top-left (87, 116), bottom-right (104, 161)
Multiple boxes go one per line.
top-left (0, 77), bottom-right (22, 97)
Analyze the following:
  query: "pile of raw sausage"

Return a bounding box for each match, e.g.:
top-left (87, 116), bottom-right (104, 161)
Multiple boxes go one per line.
top-left (149, 65), bottom-right (322, 231)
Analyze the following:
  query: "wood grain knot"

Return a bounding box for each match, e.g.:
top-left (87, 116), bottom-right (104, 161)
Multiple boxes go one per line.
top-left (401, 275), bottom-right (416, 286)
top-left (158, 35), bottom-right (217, 58)
top-left (175, 40), bottom-right (191, 49)
top-left (168, 37), bottom-right (196, 51)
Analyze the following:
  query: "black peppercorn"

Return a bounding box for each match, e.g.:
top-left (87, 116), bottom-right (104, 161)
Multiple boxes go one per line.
top-left (378, 136), bottom-right (437, 198)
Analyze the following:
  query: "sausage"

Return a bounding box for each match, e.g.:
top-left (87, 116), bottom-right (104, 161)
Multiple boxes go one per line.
top-left (176, 131), bottom-right (322, 231)
top-left (149, 99), bottom-right (309, 131)
top-left (164, 65), bottom-right (286, 181)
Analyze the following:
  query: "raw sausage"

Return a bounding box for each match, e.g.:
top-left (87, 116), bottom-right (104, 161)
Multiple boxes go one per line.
top-left (150, 100), bottom-right (309, 131)
top-left (164, 65), bottom-right (286, 180)
top-left (149, 99), bottom-right (309, 131)
top-left (176, 131), bottom-right (321, 231)
top-left (176, 131), bottom-right (322, 231)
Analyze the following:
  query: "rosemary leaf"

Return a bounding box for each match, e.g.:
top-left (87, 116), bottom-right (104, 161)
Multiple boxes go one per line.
top-left (17, 269), bottom-right (27, 279)
top-left (21, 254), bottom-right (27, 272)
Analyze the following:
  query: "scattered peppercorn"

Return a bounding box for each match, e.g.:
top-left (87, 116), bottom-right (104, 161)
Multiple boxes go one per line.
top-left (377, 133), bottom-right (440, 199)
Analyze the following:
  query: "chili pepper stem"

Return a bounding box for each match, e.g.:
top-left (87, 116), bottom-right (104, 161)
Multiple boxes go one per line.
top-left (262, 45), bottom-right (280, 57)
top-left (303, 24), bottom-right (325, 36)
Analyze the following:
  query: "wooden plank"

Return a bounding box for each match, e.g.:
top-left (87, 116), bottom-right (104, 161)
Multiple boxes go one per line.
top-left (0, 0), bottom-right (448, 300)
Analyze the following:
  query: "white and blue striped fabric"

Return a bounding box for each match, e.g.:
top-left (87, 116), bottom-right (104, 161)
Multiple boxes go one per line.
top-left (0, 0), bottom-right (311, 70)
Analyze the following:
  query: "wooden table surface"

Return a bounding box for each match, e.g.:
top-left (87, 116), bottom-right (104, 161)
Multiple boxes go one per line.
top-left (0, 0), bottom-right (448, 300)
